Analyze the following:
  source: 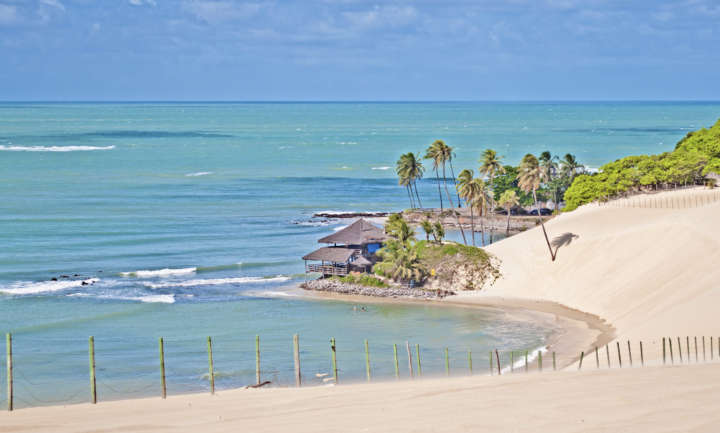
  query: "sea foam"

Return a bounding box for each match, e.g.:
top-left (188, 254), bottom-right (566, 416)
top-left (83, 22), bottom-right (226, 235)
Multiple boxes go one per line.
top-left (120, 267), bottom-right (197, 278)
top-left (0, 145), bottom-right (115, 152)
top-left (185, 171), bottom-right (213, 177)
top-left (1, 278), bottom-right (99, 295)
top-left (142, 276), bottom-right (290, 289)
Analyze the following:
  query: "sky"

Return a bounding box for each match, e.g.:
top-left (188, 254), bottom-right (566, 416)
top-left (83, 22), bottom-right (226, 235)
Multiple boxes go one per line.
top-left (0, 0), bottom-right (719, 101)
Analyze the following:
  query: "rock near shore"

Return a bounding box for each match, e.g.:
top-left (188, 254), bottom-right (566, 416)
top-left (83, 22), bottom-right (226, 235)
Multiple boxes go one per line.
top-left (301, 278), bottom-right (455, 299)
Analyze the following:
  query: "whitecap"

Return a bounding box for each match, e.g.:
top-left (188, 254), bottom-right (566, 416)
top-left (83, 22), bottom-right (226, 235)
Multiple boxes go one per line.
top-left (1, 278), bottom-right (99, 295)
top-left (0, 145), bottom-right (115, 152)
top-left (66, 293), bottom-right (175, 304)
top-left (244, 290), bottom-right (298, 298)
top-left (185, 171), bottom-right (213, 177)
top-left (371, 166), bottom-right (391, 171)
top-left (500, 346), bottom-right (547, 374)
top-left (120, 267), bottom-right (197, 278)
top-left (142, 276), bottom-right (290, 289)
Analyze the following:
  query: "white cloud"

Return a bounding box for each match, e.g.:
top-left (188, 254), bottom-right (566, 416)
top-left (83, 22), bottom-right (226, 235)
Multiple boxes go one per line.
top-left (40, 0), bottom-right (65, 11)
top-left (182, 1), bottom-right (263, 23)
top-left (342, 5), bottom-right (417, 29)
top-left (129, 0), bottom-right (157, 6)
top-left (0, 4), bottom-right (17, 25)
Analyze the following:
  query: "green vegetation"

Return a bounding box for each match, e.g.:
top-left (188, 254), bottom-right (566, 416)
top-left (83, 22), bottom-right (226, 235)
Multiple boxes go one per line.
top-left (498, 189), bottom-right (519, 235)
top-left (424, 139), bottom-right (467, 245)
top-left (415, 240), bottom-right (491, 266)
top-left (374, 214), bottom-right (427, 283)
top-left (564, 119), bottom-right (720, 211)
top-left (333, 274), bottom-right (390, 288)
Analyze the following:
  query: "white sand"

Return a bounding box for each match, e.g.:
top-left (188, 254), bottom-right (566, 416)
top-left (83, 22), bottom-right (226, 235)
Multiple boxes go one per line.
top-left (4, 187), bottom-right (720, 432)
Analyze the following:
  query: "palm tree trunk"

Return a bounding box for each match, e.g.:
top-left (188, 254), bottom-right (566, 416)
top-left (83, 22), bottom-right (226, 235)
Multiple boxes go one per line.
top-left (442, 163), bottom-right (467, 245)
top-left (406, 185), bottom-right (415, 209)
top-left (469, 202), bottom-right (476, 247)
top-left (435, 168), bottom-right (444, 211)
top-left (449, 160), bottom-right (461, 208)
top-left (413, 181), bottom-right (423, 209)
top-left (506, 207), bottom-right (511, 235)
top-left (533, 188), bottom-right (556, 261)
top-left (479, 205), bottom-right (485, 247)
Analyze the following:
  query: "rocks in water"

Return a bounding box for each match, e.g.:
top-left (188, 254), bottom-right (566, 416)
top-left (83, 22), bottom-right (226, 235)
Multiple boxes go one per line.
top-left (301, 278), bottom-right (455, 299)
top-left (312, 211), bottom-right (389, 219)
top-left (51, 277), bottom-right (58, 281)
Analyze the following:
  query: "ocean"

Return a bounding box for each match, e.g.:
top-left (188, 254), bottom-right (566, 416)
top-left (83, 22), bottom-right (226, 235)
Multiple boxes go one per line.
top-left (1, 101), bottom-right (718, 407)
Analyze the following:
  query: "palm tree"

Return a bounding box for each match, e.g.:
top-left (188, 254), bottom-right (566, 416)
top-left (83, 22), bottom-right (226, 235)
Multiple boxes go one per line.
top-left (457, 169), bottom-right (479, 246)
top-left (396, 156), bottom-right (415, 209)
top-left (479, 149), bottom-right (505, 244)
top-left (426, 140), bottom-right (467, 245)
top-left (469, 178), bottom-right (491, 246)
top-left (424, 143), bottom-right (444, 211)
top-left (498, 190), bottom-right (519, 235)
top-left (433, 221), bottom-right (445, 243)
top-left (560, 153), bottom-right (584, 180)
top-left (421, 219), bottom-right (433, 242)
top-left (396, 153), bottom-right (424, 209)
top-left (518, 153), bottom-right (556, 261)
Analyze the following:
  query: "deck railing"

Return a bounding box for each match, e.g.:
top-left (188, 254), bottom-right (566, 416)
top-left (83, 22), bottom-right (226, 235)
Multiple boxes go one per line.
top-left (306, 264), bottom-right (349, 276)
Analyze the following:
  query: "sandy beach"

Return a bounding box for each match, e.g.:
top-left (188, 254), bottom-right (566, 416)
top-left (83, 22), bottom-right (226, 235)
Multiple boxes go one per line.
top-left (4, 187), bottom-right (720, 432)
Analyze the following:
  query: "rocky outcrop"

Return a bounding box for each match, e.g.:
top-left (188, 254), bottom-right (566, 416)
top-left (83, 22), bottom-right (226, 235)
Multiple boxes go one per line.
top-left (301, 278), bottom-right (455, 299)
top-left (312, 211), bottom-right (390, 219)
top-left (424, 254), bottom-right (502, 292)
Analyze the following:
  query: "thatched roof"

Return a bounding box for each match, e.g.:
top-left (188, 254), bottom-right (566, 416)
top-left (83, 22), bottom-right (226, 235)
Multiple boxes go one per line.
top-left (302, 247), bottom-right (355, 263)
top-left (352, 255), bottom-right (373, 266)
top-left (318, 219), bottom-right (387, 245)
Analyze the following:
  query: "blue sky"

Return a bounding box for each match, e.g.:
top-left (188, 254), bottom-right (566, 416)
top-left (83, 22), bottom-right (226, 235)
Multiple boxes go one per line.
top-left (0, 0), bottom-right (719, 100)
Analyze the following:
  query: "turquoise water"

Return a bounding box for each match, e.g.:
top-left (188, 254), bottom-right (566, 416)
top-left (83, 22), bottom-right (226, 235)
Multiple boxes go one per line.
top-left (1, 102), bottom-right (719, 407)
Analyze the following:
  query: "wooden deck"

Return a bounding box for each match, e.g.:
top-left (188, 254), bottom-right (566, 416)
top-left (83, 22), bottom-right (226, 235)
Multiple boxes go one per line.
top-left (306, 264), bottom-right (349, 276)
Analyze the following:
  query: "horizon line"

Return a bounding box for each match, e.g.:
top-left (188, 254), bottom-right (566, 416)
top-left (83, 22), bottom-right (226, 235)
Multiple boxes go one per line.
top-left (2, 99), bottom-right (720, 104)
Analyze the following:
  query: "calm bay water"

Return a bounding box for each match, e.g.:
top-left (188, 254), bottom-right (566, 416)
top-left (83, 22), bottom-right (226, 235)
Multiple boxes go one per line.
top-left (1, 101), bottom-right (718, 406)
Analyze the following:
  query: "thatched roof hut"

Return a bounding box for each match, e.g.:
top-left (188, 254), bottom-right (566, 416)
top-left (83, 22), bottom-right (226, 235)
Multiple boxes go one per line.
top-left (318, 219), bottom-right (387, 245)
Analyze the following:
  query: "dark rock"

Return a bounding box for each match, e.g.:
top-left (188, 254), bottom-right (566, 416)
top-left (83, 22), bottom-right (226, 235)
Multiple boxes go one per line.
top-left (301, 278), bottom-right (455, 299)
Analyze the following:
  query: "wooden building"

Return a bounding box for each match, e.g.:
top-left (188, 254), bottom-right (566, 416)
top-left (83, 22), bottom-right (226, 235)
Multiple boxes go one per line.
top-left (302, 219), bottom-right (387, 276)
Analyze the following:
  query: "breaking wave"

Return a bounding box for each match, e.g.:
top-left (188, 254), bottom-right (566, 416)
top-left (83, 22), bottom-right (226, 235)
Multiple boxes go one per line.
top-left (185, 171), bottom-right (213, 177)
top-left (142, 276), bottom-right (290, 289)
top-left (120, 267), bottom-right (197, 278)
top-left (371, 166), bottom-right (391, 170)
top-left (0, 145), bottom-right (115, 152)
top-left (0, 278), bottom-right (99, 295)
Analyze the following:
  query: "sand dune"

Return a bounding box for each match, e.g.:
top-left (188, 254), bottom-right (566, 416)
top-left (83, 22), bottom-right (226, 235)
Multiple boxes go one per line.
top-left (459, 187), bottom-right (720, 365)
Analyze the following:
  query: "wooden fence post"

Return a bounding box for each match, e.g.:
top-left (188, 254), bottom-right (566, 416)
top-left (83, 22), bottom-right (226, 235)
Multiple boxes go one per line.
top-left (255, 335), bottom-right (261, 385)
top-left (415, 344), bottom-right (422, 376)
top-left (686, 336), bottom-right (690, 362)
top-left (694, 336), bottom-right (698, 363)
top-left (330, 337), bottom-right (338, 384)
top-left (663, 337), bottom-right (666, 364)
top-left (445, 348), bottom-right (450, 376)
top-left (702, 336), bottom-right (706, 362)
top-left (669, 337), bottom-right (674, 364)
top-left (627, 341), bottom-right (633, 367)
top-left (489, 351), bottom-right (493, 375)
top-left (89, 336), bottom-right (97, 404)
top-left (364, 339), bottom-right (371, 382)
top-left (293, 334), bottom-right (301, 387)
top-left (595, 346), bottom-right (599, 368)
top-left (467, 349), bottom-right (473, 375)
top-left (553, 351), bottom-right (557, 371)
top-left (616, 341), bottom-right (622, 368)
top-left (6, 333), bottom-right (13, 411)
top-left (578, 351), bottom-right (584, 370)
top-left (711, 337), bottom-right (714, 361)
top-left (525, 350), bottom-right (529, 373)
top-left (640, 341), bottom-right (644, 367)
top-left (510, 352), bottom-right (514, 373)
top-left (677, 337), bottom-right (683, 363)
top-left (393, 344), bottom-right (399, 379)
top-left (207, 336), bottom-right (215, 395)
top-left (538, 351), bottom-right (542, 372)
top-left (159, 337), bottom-right (166, 399)
top-left (606, 344), bottom-right (611, 368)
top-left (406, 342), bottom-right (413, 379)
top-left (495, 350), bottom-right (501, 376)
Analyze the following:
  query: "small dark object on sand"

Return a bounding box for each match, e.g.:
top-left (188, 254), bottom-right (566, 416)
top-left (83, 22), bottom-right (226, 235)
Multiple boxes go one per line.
top-left (245, 381), bottom-right (271, 389)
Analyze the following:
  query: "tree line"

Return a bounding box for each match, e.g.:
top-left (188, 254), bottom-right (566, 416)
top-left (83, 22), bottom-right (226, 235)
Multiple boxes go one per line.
top-left (563, 119), bottom-right (720, 211)
top-left (396, 140), bottom-right (585, 259)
